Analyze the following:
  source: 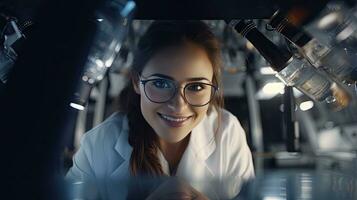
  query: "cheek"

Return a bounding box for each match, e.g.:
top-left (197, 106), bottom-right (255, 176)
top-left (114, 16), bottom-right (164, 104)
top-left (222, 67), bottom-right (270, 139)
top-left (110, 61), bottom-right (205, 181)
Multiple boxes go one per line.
top-left (139, 87), bottom-right (153, 113)
top-left (139, 93), bottom-right (162, 128)
top-left (194, 105), bottom-right (209, 116)
top-left (140, 95), bottom-right (157, 115)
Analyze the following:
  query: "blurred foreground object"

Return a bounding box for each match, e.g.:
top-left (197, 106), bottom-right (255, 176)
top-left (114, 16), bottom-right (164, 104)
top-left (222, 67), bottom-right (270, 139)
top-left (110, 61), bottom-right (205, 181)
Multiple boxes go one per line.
top-left (70, 0), bottom-right (135, 110)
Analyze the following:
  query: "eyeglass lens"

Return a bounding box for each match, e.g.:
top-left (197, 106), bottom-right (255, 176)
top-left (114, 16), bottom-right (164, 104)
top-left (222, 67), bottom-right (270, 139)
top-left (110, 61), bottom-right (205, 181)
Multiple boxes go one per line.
top-left (143, 79), bottom-right (215, 106)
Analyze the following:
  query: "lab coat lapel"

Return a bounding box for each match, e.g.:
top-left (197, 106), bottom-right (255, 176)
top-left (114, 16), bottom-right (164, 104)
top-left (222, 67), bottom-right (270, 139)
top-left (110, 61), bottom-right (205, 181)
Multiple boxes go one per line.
top-left (109, 111), bottom-right (218, 178)
top-left (175, 111), bottom-right (217, 185)
top-left (107, 112), bottom-right (219, 198)
top-left (110, 116), bottom-right (132, 178)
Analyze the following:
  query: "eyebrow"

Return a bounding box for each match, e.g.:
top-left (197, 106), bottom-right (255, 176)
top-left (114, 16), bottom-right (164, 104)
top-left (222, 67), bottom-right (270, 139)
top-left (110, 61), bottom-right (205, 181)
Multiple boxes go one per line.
top-left (146, 73), bottom-right (211, 82)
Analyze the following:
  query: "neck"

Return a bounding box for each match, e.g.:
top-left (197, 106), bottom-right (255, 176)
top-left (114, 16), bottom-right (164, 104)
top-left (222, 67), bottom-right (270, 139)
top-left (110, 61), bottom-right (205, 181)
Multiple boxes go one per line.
top-left (159, 133), bottom-right (191, 175)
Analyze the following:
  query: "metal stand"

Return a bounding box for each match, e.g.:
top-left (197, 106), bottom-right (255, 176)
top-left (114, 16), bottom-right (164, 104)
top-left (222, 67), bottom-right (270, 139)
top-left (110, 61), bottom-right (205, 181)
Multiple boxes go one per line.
top-left (282, 86), bottom-right (300, 152)
top-left (245, 52), bottom-right (264, 172)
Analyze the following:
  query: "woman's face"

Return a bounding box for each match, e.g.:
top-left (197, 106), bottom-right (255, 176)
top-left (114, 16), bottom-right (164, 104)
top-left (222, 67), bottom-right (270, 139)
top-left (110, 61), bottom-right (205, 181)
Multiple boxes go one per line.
top-left (133, 42), bottom-right (214, 143)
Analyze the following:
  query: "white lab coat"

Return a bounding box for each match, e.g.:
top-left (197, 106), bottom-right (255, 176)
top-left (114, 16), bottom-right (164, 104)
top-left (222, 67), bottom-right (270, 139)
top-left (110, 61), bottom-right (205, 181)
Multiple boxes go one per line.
top-left (66, 108), bottom-right (254, 199)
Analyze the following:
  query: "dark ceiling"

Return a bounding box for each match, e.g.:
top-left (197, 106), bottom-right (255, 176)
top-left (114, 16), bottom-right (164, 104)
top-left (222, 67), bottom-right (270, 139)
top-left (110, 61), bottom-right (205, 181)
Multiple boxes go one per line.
top-left (133, 0), bottom-right (276, 19)
top-left (132, 0), bottom-right (332, 19)
top-left (1, 0), bottom-right (335, 20)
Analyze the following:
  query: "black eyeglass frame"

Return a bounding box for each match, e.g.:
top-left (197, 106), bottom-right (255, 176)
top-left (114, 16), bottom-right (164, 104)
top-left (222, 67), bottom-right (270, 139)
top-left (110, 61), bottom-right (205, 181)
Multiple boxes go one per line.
top-left (139, 78), bottom-right (219, 107)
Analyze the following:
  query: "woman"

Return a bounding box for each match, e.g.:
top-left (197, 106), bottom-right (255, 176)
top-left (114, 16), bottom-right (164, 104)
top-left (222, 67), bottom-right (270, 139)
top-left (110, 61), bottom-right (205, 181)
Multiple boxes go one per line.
top-left (67, 21), bottom-right (254, 199)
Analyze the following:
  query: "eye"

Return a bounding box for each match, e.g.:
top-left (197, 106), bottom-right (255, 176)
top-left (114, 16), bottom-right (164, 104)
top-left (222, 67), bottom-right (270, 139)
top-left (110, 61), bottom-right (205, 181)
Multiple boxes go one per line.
top-left (187, 83), bottom-right (206, 92)
top-left (152, 79), bottom-right (172, 89)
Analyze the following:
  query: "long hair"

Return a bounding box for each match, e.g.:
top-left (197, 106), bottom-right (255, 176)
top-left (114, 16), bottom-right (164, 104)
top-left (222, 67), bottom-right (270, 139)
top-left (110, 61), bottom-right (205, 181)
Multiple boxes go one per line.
top-left (118, 21), bottom-right (224, 176)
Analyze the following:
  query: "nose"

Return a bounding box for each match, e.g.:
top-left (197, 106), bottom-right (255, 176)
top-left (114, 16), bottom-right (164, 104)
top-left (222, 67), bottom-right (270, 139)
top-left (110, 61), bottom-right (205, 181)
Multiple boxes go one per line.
top-left (167, 88), bottom-right (188, 112)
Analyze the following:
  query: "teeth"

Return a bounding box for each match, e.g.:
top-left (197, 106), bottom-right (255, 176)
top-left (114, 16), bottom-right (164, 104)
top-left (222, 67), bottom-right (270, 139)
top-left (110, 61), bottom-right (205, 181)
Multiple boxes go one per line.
top-left (160, 114), bottom-right (189, 122)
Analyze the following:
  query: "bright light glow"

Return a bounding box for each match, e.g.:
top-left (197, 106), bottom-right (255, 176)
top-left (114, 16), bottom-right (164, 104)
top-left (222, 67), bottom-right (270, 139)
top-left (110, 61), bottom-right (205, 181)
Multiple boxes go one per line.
top-left (262, 82), bottom-right (285, 95)
top-left (115, 43), bottom-right (122, 53)
top-left (96, 18), bottom-right (104, 22)
top-left (97, 75), bottom-right (104, 81)
top-left (88, 78), bottom-right (95, 84)
top-left (256, 82), bottom-right (285, 100)
top-left (336, 26), bottom-right (354, 41)
top-left (318, 12), bottom-right (340, 29)
top-left (95, 59), bottom-right (104, 68)
top-left (114, 43), bottom-right (121, 53)
top-left (263, 196), bottom-right (286, 200)
top-left (293, 88), bottom-right (303, 98)
top-left (70, 103), bottom-right (85, 111)
top-left (246, 41), bottom-right (255, 51)
top-left (299, 100), bottom-right (314, 111)
top-left (120, 1), bottom-right (136, 17)
top-left (82, 75), bottom-right (88, 82)
top-left (105, 58), bottom-right (114, 67)
top-left (260, 67), bottom-right (277, 75)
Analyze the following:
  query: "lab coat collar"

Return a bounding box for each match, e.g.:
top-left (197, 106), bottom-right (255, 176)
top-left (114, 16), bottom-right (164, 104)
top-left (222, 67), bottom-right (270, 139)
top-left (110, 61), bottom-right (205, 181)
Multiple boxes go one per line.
top-left (114, 115), bottom-right (132, 160)
top-left (113, 110), bottom-right (217, 162)
top-left (189, 109), bottom-right (217, 161)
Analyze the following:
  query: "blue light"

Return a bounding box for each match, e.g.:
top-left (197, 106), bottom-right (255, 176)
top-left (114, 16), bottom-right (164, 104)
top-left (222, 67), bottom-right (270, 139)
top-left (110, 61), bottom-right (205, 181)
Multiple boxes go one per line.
top-left (120, 1), bottom-right (136, 17)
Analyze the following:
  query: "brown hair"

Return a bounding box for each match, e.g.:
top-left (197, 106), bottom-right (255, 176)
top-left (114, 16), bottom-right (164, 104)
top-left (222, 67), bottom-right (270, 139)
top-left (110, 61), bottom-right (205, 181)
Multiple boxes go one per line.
top-left (118, 21), bottom-right (224, 176)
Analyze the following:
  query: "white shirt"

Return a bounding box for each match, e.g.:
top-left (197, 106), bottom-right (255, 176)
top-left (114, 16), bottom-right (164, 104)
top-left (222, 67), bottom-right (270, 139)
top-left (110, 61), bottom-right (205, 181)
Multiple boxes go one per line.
top-left (66, 108), bottom-right (255, 199)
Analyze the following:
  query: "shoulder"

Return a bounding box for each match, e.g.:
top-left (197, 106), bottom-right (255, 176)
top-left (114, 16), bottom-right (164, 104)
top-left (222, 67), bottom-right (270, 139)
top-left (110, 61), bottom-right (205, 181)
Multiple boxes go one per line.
top-left (209, 108), bottom-right (252, 168)
top-left (203, 108), bottom-right (249, 160)
top-left (81, 112), bottom-right (128, 149)
top-left (211, 108), bottom-right (255, 178)
top-left (77, 112), bottom-right (130, 175)
top-left (208, 108), bottom-right (246, 143)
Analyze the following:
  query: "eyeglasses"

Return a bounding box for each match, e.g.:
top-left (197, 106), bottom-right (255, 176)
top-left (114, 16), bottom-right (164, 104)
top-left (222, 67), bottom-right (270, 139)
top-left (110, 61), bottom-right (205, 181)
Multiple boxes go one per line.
top-left (139, 78), bottom-right (218, 107)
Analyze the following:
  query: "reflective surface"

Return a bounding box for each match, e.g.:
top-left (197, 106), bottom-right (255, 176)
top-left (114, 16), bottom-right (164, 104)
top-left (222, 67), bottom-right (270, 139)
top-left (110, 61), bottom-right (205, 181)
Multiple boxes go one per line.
top-left (238, 169), bottom-right (357, 200)
top-left (64, 167), bottom-right (357, 200)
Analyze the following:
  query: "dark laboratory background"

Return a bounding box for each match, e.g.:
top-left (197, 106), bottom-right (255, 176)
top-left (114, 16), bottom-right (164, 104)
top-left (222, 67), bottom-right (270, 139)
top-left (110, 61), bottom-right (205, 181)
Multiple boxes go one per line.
top-left (0, 0), bottom-right (357, 199)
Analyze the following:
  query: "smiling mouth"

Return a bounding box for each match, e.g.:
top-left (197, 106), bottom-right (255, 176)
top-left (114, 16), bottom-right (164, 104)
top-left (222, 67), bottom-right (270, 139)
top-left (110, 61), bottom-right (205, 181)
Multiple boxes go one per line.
top-left (157, 113), bottom-right (192, 127)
